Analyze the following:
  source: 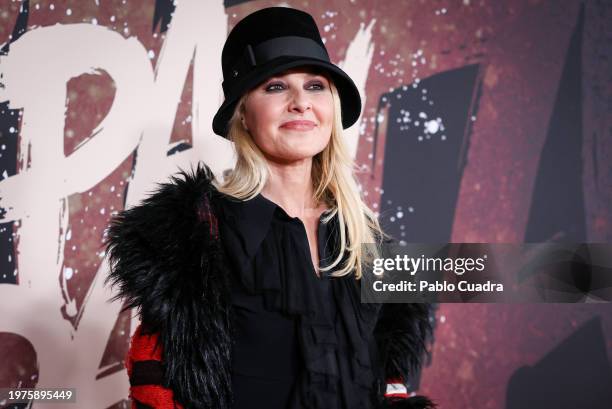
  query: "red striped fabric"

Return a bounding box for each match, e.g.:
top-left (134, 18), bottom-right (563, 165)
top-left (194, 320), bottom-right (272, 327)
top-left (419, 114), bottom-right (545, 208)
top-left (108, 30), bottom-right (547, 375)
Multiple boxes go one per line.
top-left (126, 324), bottom-right (184, 409)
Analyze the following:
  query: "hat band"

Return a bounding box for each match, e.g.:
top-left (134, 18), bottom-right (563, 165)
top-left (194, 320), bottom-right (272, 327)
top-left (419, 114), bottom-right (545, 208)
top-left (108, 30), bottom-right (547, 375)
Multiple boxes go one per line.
top-left (246, 36), bottom-right (330, 66)
top-left (223, 36), bottom-right (330, 95)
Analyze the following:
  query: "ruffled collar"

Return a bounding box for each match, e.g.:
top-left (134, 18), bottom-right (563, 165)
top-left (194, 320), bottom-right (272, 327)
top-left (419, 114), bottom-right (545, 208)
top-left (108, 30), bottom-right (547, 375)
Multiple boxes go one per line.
top-left (217, 191), bottom-right (336, 270)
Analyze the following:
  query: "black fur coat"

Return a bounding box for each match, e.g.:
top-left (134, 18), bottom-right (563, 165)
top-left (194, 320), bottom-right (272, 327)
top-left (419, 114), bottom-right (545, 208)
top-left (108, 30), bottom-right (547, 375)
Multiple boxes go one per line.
top-left (104, 162), bottom-right (435, 409)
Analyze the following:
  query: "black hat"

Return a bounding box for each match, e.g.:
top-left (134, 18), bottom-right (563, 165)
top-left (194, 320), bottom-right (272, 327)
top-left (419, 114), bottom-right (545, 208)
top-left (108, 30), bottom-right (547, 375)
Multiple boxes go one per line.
top-left (212, 7), bottom-right (362, 138)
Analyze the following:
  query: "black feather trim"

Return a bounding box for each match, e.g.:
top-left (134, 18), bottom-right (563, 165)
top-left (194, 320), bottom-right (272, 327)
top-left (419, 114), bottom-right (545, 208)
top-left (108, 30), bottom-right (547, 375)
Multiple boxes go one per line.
top-left (104, 162), bottom-right (233, 409)
top-left (373, 302), bottom-right (434, 385)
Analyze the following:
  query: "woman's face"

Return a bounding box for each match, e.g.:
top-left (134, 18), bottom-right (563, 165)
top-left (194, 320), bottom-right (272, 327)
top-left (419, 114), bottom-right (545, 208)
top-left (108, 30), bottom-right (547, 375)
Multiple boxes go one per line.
top-left (241, 67), bottom-right (334, 164)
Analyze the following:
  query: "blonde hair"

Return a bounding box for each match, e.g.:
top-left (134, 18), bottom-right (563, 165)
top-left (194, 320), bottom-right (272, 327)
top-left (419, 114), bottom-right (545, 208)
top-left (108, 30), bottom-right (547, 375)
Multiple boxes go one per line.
top-left (214, 77), bottom-right (388, 279)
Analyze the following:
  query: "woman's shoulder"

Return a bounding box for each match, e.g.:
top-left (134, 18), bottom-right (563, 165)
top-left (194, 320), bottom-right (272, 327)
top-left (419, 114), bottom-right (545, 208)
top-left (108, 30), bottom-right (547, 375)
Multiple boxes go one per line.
top-left (123, 162), bottom-right (222, 225)
top-left (103, 161), bottom-right (228, 324)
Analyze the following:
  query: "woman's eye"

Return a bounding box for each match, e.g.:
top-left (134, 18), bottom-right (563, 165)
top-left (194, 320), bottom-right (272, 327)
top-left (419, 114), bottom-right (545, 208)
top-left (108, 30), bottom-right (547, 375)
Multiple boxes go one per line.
top-left (265, 83), bottom-right (285, 92)
top-left (307, 82), bottom-right (325, 90)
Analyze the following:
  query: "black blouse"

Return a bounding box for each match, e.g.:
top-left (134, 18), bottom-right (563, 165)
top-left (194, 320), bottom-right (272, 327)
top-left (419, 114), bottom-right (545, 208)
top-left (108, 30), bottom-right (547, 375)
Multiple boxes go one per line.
top-left (216, 191), bottom-right (382, 409)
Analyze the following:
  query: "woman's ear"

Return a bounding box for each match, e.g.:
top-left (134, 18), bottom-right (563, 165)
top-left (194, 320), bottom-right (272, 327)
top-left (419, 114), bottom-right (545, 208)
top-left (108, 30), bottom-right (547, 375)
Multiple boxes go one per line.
top-left (238, 100), bottom-right (249, 132)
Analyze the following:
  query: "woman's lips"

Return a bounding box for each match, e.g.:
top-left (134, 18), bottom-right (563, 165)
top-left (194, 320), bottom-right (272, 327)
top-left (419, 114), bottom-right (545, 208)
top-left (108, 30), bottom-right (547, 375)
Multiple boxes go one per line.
top-left (280, 120), bottom-right (316, 131)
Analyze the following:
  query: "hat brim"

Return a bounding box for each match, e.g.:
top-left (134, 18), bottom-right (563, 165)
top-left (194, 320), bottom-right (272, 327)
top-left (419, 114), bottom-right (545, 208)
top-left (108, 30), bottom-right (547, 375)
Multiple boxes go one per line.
top-left (212, 57), bottom-right (362, 138)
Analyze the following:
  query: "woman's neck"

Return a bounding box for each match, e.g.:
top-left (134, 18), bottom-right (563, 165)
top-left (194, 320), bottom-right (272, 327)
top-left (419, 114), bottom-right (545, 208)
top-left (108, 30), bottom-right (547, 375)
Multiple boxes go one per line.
top-left (261, 158), bottom-right (324, 219)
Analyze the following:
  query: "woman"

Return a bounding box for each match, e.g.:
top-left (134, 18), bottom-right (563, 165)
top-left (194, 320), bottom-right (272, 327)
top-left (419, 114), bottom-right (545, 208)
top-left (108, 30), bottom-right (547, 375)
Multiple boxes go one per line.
top-left (104, 7), bottom-right (435, 409)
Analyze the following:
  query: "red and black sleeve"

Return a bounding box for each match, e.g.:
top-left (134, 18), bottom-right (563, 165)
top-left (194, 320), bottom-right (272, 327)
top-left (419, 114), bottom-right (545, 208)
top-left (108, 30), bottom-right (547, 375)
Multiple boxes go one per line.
top-left (125, 324), bottom-right (184, 409)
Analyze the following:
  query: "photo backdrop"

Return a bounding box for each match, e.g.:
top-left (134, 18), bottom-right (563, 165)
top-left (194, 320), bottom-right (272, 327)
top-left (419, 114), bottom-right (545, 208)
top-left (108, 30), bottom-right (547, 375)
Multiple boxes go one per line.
top-left (1, 1), bottom-right (611, 408)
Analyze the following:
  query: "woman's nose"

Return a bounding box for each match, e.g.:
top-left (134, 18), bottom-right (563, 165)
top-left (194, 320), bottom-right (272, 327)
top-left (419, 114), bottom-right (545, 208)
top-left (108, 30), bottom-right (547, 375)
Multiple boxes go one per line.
top-left (288, 89), bottom-right (312, 112)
